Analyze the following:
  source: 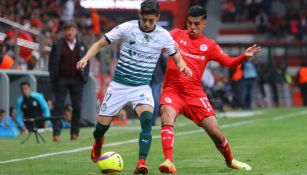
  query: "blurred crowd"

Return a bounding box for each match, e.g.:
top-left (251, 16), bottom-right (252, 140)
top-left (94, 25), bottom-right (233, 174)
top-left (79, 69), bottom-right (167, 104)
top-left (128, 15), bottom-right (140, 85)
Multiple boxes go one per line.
top-left (0, 0), bottom-right (105, 71)
top-left (222, 0), bottom-right (307, 40)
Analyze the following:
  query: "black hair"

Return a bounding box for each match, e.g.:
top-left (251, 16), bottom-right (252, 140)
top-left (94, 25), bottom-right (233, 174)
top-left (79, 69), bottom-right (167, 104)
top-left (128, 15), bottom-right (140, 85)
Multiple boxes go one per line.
top-left (188, 5), bottom-right (207, 20)
top-left (140, 0), bottom-right (160, 16)
top-left (20, 81), bottom-right (30, 87)
top-left (63, 21), bottom-right (78, 29)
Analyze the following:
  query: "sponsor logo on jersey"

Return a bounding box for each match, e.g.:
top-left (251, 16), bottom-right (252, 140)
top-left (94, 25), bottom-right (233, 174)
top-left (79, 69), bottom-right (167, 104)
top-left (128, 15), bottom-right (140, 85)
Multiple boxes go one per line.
top-left (179, 49), bottom-right (205, 60)
top-left (200, 44), bottom-right (208, 51)
top-left (33, 101), bottom-right (37, 107)
top-left (180, 39), bottom-right (187, 45)
top-left (164, 97), bottom-right (172, 103)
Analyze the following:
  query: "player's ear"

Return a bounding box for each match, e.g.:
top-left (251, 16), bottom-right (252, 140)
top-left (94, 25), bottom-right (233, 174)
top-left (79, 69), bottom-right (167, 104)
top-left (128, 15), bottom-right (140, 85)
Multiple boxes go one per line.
top-left (203, 20), bottom-right (208, 28)
top-left (156, 14), bottom-right (160, 21)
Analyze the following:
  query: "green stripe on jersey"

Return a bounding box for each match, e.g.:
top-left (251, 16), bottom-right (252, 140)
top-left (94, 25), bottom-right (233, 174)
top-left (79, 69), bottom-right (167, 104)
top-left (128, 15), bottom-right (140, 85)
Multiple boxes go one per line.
top-left (113, 72), bottom-right (151, 86)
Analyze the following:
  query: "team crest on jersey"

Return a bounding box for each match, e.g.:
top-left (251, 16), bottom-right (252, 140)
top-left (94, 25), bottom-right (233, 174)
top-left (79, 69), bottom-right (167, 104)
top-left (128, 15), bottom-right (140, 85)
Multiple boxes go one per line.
top-left (33, 101), bottom-right (37, 107)
top-left (164, 97), bottom-right (172, 103)
top-left (200, 44), bottom-right (208, 51)
top-left (100, 103), bottom-right (107, 112)
top-left (142, 35), bottom-right (150, 45)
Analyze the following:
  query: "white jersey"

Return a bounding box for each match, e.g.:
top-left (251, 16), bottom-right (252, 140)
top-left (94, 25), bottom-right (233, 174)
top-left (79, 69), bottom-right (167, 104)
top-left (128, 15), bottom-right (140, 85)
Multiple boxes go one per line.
top-left (104, 20), bottom-right (176, 86)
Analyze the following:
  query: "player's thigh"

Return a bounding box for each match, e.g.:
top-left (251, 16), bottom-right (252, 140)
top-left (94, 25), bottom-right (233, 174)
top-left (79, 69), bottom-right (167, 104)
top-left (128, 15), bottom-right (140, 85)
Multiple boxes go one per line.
top-left (200, 116), bottom-right (224, 143)
top-left (130, 85), bottom-right (154, 113)
top-left (183, 96), bottom-right (216, 126)
top-left (98, 82), bottom-right (130, 116)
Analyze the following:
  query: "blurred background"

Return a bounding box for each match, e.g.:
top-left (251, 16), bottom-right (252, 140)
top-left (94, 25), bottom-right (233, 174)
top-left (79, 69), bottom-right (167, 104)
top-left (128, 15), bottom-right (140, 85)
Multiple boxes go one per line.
top-left (0, 0), bottom-right (307, 126)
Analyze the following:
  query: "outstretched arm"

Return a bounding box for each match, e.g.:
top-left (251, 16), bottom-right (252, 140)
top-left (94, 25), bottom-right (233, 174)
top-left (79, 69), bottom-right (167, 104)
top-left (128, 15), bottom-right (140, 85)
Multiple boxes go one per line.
top-left (76, 37), bottom-right (109, 70)
top-left (170, 52), bottom-right (193, 77)
top-left (212, 44), bottom-right (261, 68)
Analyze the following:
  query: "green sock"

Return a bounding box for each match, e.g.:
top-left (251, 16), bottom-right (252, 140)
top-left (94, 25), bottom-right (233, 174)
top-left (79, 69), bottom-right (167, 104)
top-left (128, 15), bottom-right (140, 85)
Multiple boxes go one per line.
top-left (93, 123), bottom-right (110, 142)
top-left (139, 111), bottom-right (153, 160)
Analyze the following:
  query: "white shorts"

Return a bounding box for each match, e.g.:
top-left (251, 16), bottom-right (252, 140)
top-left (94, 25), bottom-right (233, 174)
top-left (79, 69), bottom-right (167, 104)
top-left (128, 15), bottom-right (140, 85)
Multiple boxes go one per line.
top-left (98, 81), bottom-right (154, 116)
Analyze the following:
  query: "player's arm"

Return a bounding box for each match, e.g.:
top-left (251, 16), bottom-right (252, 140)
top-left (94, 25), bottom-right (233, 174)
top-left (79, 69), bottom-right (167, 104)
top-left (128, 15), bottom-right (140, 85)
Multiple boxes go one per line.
top-left (170, 52), bottom-right (193, 77)
top-left (76, 37), bottom-right (109, 70)
top-left (15, 97), bottom-right (28, 133)
top-left (212, 44), bottom-right (260, 68)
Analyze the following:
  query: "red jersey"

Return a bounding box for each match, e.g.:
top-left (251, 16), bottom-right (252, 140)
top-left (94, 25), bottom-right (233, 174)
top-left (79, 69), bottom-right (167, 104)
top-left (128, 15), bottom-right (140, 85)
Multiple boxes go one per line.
top-left (163, 29), bottom-right (246, 96)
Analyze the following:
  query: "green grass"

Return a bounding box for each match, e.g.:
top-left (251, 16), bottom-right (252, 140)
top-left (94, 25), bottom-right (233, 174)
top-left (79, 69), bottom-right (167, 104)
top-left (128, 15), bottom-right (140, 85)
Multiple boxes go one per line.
top-left (1, 107), bottom-right (307, 175)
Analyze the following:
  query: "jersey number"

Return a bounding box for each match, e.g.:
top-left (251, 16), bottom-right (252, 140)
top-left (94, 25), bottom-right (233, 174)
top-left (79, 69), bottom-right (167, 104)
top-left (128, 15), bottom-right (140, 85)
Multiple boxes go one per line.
top-left (104, 92), bottom-right (112, 102)
top-left (200, 97), bottom-right (212, 112)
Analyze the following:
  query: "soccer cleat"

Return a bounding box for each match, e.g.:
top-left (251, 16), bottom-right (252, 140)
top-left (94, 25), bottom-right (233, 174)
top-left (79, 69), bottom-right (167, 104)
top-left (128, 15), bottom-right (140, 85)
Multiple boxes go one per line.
top-left (159, 159), bottom-right (177, 174)
top-left (90, 140), bottom-right (103, 163)
top-left (229, 159), bottom-right (252, 170)
top-left (52, 135), bottom-right (60, 142)
top-left (70, 134), bottom-right (78, 141)
top-left (133, 159), bottom-right (148, 174)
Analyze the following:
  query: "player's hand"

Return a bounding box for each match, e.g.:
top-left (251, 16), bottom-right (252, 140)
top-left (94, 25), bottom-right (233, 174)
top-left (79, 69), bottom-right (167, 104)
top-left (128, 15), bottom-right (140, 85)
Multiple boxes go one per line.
top-left (245, 44), bottom-right (261, 58)
top-left (178, 63), bottom-right (193, 77)
top-left (76, 58), bottom-right (88, 71)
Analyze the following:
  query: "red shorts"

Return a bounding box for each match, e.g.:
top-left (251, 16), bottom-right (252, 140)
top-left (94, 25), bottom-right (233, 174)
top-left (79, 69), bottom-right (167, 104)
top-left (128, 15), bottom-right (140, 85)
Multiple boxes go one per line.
top-left (160, 87), bottom-right (216, 126)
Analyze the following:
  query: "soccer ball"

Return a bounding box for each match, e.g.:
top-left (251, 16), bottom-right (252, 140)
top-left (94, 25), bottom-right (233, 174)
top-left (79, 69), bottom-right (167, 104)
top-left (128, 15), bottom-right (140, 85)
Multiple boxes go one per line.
top-left (97, 151), bottom-right (124, 174)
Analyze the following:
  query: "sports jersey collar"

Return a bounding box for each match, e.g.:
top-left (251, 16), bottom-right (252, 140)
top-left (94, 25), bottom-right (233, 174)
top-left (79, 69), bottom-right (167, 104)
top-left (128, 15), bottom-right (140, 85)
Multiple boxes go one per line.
top-left (138, 21), bottom-right (156, 33)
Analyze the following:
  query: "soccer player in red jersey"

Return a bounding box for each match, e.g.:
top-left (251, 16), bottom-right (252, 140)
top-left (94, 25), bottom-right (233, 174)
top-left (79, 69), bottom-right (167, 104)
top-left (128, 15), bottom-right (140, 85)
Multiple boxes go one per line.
top-left (158, 5), bottom-right (261, 174)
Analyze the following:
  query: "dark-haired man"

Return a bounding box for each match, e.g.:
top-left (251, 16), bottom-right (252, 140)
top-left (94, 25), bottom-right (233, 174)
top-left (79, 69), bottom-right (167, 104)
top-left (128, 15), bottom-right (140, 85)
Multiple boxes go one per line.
top-left (76, 0), bottom-right (192, 174)
top-left (158, 5), bottom-right (260, 174)
top-left (16, 82), bottom-right (51, 133)
top-left (49, 21), bottom-right (89, 142)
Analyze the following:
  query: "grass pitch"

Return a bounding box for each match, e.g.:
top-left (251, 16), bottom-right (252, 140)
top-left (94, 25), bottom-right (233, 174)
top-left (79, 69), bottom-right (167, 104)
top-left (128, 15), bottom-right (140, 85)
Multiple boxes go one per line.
top-left (0, 107), bottom-right (307, 175)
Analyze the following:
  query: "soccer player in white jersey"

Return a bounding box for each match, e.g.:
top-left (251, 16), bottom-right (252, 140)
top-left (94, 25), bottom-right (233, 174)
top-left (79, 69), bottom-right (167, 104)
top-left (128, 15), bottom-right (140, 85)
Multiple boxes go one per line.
top-left (76, 0), bottom-right (192, 174)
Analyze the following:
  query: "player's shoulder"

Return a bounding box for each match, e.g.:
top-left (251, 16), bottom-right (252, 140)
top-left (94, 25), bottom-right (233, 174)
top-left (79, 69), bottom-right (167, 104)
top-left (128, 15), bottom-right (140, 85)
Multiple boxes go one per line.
top-left (30, 92), bottom-right (44, 99)
top-left (170, 28), bottom-right (185, 36)
top-left (201, 36), bottom-right (218, 47)
top-left (116, 20), bottom-right (137, 30)
top-left (154, 24), bottom-right (171, 35)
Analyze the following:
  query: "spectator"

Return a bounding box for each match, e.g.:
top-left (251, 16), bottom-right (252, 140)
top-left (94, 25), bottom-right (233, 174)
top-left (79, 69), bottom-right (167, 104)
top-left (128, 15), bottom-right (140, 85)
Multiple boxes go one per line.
top-left (297, 61), bottom-right (307, 106)
top-left (49, 21), bottom-right (89, 142)
top-left (229, 64), bottom-right (243, 108)
top-left (60, 0), bottom-right (75, 23)
top-left (16, 82), bottom-right (51, 133)
top-left (255, 10), bottom-right (269, 33)
top-left (242, 57), bottom-right (257, 109)
top-left (0, 109), bottom-right (20, 138)
top-left (9, 106), bottom-right (23, 132)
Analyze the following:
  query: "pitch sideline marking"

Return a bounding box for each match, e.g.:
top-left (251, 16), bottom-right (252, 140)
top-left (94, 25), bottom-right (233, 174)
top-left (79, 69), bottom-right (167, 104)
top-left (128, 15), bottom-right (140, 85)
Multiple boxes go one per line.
top-left (0, 110), bottom-right (306, 164)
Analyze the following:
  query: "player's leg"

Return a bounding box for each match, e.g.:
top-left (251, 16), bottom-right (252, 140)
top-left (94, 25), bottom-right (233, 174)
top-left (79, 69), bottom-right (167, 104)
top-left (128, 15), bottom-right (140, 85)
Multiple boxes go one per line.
top-left (159, 105), bottom-right (177, 174)
top-left (91, 115), bottom-right (113, 163)
top-left (91, 82), bottom-right (127, 163)
top-left (133, 104), bottom-right (154, 174)
top-left (200, 116), bottom-right (251, 170)
top-left (52, 79), bottom-right (69, 142)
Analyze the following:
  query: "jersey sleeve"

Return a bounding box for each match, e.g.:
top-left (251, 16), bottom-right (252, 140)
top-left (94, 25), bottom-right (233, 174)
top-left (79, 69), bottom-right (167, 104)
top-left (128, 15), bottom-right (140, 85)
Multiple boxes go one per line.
top-left (104, 22), bottom-right (130, 44)
top-left (210, 41), bottom-right (246, 68)
top-left (163, 31), bottom-right (177, 56)
top-left (15, 97), bottom-right (24, 127)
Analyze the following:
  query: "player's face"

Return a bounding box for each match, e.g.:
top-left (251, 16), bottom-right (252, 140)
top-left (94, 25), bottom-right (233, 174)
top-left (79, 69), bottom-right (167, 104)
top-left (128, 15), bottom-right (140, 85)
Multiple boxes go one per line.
top-left (64, 27), bottom-right (77, 42)
top-left (139, 13), bottom-right (160, 32)
top-left (187, 16), bottom-right (207, 39)
top-left (21, 84), bottom-right (30, 97)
